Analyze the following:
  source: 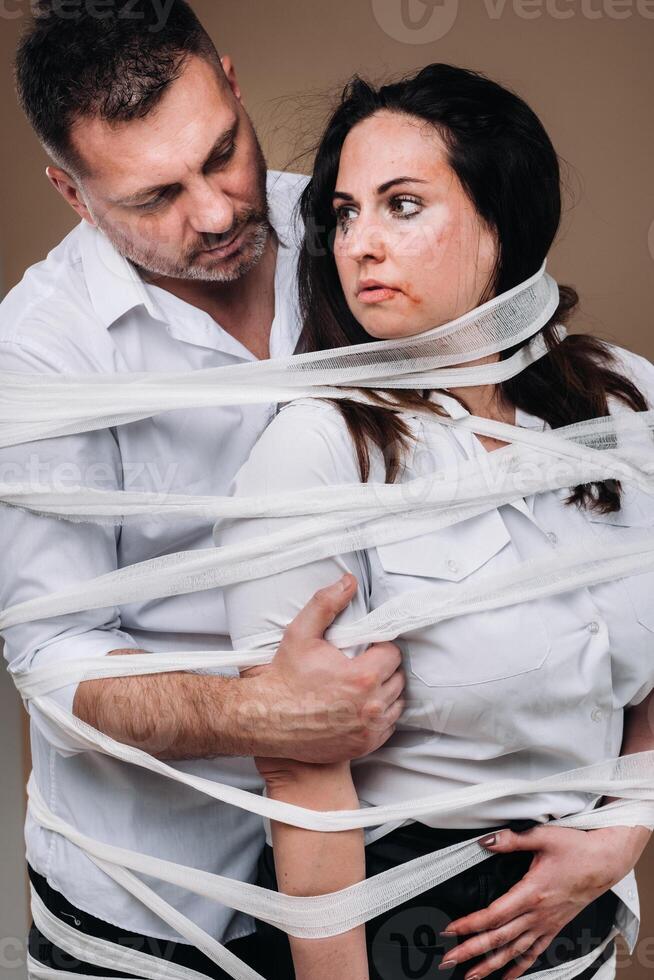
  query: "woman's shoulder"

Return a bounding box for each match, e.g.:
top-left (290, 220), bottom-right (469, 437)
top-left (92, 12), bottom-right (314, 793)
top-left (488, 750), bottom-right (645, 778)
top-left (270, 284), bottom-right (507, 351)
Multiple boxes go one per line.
top-left (269, 397), bottom-right (357, 455)
top-left (231, 398), bottom-right (362, 496)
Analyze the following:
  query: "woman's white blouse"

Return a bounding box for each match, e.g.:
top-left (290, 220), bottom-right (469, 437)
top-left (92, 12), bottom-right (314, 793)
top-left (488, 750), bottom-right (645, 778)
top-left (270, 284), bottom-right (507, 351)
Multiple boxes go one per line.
top-left (219, 343), bottom-right (654, 951)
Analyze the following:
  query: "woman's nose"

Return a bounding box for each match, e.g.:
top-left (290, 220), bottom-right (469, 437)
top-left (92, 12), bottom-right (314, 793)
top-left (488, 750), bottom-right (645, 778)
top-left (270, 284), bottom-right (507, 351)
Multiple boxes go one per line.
top-left (344, 215), bottom-right (387, 263)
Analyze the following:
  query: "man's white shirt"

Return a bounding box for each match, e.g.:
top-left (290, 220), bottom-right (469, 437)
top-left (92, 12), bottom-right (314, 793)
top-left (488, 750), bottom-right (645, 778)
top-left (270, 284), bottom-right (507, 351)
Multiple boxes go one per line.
top-left (0, 169), bottom-right (308, 945)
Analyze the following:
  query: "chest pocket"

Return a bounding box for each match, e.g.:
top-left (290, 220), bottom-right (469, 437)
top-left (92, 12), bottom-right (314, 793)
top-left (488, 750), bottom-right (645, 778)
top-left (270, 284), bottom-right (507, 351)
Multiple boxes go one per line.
top-left (375, 509), bottom-right (551, 687)
top-left (583, 486), bottom-right (654, 633)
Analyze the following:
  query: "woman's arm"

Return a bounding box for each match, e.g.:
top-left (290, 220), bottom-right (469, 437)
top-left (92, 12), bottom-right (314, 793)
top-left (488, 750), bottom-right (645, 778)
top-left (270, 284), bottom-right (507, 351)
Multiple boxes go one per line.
top-left (223, 402), bottom-right (378, 979)
top-left (258, 755), bottom-right (368, 980)
top-left (596, 688), bottom-right (654, 852)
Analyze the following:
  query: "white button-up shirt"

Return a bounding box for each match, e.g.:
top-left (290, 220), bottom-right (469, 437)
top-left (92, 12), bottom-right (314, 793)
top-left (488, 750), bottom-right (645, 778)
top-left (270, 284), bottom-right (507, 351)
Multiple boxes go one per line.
top-left (0, 170), bottom-right (307, 945)
top-left (221, 345), bottom-right (654, 954)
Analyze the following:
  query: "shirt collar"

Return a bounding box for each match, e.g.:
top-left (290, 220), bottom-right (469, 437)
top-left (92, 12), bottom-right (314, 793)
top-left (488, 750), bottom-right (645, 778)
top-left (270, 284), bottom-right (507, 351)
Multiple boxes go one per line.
top-left (429, 391), bottom-right (548, 430)
top-left (428, 391), bottom-right (472, 420)
top-left (77, 169), bottom-right (306, 334)
top-left (77, 218), bottom-right (166, 329)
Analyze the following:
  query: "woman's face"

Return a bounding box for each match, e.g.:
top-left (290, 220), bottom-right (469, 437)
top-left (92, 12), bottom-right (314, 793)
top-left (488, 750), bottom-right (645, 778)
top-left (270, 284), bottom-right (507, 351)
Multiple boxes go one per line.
top-left (332, 111), bottom-right (498, 339)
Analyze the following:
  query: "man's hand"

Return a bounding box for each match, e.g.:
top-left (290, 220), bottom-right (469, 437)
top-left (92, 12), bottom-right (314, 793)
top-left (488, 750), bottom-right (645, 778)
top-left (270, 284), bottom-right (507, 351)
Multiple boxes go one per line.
top-left (73, 574), bottom-right (405, 763)
top-left (437, 823), bottom-right (652, 980)
top-left (244, 573), bottom-right (406, 764)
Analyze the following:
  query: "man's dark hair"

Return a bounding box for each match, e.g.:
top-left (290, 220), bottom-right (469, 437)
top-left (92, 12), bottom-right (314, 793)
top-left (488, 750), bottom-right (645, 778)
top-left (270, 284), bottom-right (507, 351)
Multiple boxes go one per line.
top-left (14, 0), bottom-right (222, 179)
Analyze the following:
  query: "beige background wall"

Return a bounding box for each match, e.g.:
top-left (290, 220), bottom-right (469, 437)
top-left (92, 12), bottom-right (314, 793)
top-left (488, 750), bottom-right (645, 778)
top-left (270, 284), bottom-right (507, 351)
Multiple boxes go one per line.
top-left (0, 1), bottom-right (652, 978)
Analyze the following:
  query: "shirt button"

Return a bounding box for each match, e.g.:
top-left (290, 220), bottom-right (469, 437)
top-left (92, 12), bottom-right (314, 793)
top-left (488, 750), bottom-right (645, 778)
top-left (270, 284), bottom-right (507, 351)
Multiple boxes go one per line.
top-left (591, 706), bottom-right (604, 723)
top-left (628, 889), bottom-right (635, 900)
top-left (546, 531), bottom-right (558, 545)
top-left (587, 621), bottom-right (600, 635)
top-left (447, 559), bottom-right (459, 574)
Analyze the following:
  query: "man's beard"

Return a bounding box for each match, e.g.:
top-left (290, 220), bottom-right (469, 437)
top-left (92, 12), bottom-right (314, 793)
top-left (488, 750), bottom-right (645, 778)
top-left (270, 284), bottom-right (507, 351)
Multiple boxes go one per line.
top-left (95, 147), bottom-right (271, 284)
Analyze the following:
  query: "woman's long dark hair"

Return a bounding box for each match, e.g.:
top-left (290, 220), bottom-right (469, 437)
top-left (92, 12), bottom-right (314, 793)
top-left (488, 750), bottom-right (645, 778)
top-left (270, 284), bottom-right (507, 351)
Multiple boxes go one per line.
top-left (295, 63), bottom-right (648, 512)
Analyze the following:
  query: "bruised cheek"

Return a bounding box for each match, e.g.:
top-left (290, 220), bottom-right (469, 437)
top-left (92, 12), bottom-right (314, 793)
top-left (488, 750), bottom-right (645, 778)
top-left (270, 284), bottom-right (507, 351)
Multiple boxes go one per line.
top-left (397, 218), bottom-right (453, 287)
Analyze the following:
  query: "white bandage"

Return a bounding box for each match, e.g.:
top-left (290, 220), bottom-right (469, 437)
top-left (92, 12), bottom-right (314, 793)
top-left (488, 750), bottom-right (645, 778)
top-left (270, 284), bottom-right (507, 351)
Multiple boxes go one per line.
top-left (6, 261), bottom-right (653, 980)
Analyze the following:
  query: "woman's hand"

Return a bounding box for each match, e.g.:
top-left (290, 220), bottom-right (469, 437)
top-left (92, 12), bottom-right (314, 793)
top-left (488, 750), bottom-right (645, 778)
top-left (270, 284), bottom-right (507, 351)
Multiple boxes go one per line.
top-left (437, 824), bottom-right (652, 980)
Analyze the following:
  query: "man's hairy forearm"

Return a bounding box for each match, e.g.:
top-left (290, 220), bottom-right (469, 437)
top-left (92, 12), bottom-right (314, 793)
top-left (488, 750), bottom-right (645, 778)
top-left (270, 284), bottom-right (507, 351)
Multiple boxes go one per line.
top-left (72, 648), bottom-right (274, 761)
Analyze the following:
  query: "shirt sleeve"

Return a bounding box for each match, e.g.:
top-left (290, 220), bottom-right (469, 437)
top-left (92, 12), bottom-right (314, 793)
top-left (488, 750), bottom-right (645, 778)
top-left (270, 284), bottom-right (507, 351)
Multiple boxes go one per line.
top-left (0, 339), bottom-right (141, 755)
top-left (218, 400), bottom-right (371, 663)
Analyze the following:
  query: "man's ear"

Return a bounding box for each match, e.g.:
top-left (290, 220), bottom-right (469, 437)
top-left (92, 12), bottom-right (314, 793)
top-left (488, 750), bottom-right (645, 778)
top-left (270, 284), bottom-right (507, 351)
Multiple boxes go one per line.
top-left (45, 166), bottom-right (95, 225)
top-left (220, 55), bottom-right (242, 102)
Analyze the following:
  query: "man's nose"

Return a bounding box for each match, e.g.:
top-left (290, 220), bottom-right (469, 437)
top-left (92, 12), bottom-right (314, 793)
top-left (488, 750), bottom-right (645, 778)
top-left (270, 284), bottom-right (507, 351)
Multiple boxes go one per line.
top-left (186, 182), bottom-right (235, 237)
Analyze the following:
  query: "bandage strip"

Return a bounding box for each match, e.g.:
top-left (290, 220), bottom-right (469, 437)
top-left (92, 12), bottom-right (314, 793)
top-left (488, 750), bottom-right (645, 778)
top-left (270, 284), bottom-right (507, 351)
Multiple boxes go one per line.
top-left (0, 265), bottom-right (558, 448)
top-left (7, 262), bottom-right (653, 980)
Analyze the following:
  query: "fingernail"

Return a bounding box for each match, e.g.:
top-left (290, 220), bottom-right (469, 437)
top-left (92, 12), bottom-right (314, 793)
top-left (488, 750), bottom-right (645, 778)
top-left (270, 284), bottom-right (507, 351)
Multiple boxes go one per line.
top-left (440, 929), bottom-right (455, 936)
top-left (479, 833), bottom-right (497, 847)
top-left (439, 960), bottom-right (457, 971)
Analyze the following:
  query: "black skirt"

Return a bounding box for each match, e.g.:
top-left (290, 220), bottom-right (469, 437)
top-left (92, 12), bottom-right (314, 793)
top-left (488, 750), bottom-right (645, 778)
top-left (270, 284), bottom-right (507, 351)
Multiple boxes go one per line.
top-left (254, 819), bottom-right (619, 980)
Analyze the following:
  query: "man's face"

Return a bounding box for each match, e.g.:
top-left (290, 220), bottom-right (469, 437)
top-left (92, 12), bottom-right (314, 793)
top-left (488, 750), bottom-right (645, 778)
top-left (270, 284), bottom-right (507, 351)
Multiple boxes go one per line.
top-left (71, 55), bottom-right (270, 283)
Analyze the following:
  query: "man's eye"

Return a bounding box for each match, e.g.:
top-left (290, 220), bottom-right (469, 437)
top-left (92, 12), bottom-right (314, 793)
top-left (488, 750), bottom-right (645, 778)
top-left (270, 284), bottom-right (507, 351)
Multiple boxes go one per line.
top-left (135, 192), bottom-right (171, 212)
top-left (206, 142), bottom-right (237, 171)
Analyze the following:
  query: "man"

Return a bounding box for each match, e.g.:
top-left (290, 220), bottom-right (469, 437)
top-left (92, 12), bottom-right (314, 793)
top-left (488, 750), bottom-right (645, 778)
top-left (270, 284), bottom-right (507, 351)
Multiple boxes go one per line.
top-left (1, 3), bottom-right (405, 978)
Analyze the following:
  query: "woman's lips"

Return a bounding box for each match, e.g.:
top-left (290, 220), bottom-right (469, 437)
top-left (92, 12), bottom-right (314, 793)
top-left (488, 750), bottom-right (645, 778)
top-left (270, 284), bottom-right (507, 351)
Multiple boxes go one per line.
top-left (357, 286), bottom-right (401, 304)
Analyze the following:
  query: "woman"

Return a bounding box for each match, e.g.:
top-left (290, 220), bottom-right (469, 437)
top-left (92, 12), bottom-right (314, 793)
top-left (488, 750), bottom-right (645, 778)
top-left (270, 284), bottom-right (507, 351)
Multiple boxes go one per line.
top-left (219, 65), bottom-right (654, 980)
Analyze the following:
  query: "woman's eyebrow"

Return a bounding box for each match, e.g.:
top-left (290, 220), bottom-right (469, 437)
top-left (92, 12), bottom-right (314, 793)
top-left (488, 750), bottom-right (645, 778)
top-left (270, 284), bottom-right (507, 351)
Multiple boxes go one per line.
top-left (332, 176), bottom-right (429, 201)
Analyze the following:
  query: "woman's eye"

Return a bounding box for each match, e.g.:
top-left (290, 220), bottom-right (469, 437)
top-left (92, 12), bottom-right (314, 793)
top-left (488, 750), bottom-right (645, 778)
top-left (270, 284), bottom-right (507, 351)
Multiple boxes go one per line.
top-left (389, 196), bottom-right (422, 219)
top-left (335, 206), bottom-right (358, 232)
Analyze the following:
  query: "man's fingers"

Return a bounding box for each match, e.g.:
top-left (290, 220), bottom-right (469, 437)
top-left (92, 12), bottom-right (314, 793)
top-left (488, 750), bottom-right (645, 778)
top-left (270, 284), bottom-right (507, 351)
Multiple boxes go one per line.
top-left (355, 641), bottom-right (403, 683)
top-left (379, 667), bottom-right (406, 709)
top-left (364, 697), bottom-right (405, 736)
top-left (364, 718), bottom-right (401, 756)
top-left (384, 698), bottom-right (405, 727)
top-left (285, 574), bottom-right (358, 643)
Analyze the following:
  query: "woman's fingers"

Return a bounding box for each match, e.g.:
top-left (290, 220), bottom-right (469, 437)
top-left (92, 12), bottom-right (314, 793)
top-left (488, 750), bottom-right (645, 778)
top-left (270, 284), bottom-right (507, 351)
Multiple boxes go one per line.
top-left (501, 933), bottom-right (553, 980)
top-left (444, 878), bottom-right (539, 937)
top-left (456, 929), bottom-right (542, 980)
top-left (440, 913), bottom-right (533, 970)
